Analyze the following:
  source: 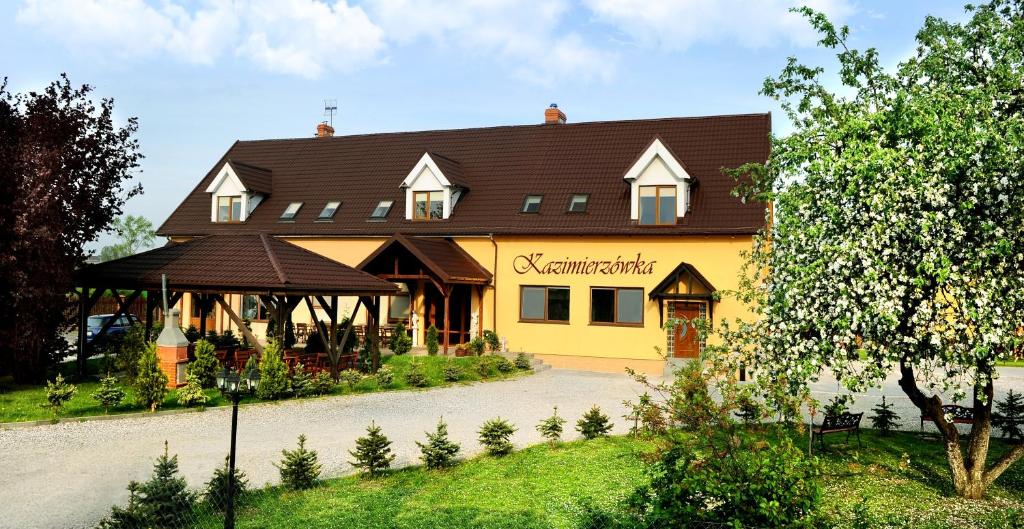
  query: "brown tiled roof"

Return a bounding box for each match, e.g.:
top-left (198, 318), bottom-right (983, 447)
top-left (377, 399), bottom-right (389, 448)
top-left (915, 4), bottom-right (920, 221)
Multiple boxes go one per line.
top-left (157, 113), bottom-right (770, 237)
top-left (77, 234), bottom-right (399, 295)
top-left (228, 160), bottom-right (272, 194)
top-left (428, 153), bottom-right (469, 190)
top-left (358, 234), bottom-right (492, 284)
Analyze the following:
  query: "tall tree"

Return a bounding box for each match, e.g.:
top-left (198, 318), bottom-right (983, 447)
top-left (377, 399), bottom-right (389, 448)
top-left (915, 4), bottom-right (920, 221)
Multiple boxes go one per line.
top-left (0, 75), bottom-right (142, 382)
top-left (729, 3), bottom-right (1024, 498)
top-left (99, 214), bottom-right (155, 261)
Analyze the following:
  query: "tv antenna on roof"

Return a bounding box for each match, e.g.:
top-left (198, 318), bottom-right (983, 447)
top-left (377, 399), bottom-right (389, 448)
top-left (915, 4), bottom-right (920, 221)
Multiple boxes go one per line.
top-left (324, 99), bottom-right (338, 127)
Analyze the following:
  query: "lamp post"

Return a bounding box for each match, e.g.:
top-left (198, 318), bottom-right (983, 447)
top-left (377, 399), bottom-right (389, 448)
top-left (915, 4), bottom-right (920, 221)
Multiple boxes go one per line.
top-left (215, 366), bottom-right (259, 529)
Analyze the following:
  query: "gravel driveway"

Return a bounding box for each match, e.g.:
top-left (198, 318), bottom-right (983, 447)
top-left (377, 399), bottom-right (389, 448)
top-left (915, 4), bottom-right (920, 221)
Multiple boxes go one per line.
top-left (0, 369), bottom-right (650, 529)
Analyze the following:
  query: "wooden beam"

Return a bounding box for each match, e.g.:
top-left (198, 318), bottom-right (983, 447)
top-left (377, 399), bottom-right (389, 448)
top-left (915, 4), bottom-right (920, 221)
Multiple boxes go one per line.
top-left (145, 291), bottom-right (156, 338)
top-left (336, 298), bottom-right (362, 374)
top-left (476, 285), bottom-right (484, 338)
top-left (197, 293), bottom-right (208, 336)
top-left (214, 294), bottom-right (263, 355)
top-left (443, 290), bottom-right (450, 355)
top-left (304, 296), bottom-right (333, 363)
top-left (90, 290), bottom-right (142, 351)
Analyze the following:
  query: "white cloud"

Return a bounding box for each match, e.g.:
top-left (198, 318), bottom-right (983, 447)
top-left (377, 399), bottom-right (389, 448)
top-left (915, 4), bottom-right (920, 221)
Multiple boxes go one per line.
top-left (583, 0), bottom-right (856, 50)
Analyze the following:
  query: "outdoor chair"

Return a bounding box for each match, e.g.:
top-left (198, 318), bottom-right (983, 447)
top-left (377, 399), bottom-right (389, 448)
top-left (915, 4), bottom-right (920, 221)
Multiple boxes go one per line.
top-left (920, 404), bottom-right (975, 430)
top-left (813, 412), bottom-right (863, 449)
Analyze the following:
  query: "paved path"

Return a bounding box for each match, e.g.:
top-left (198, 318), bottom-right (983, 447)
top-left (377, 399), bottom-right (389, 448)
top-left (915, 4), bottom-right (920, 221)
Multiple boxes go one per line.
top-left (0, 370), bottom-right (650, 529)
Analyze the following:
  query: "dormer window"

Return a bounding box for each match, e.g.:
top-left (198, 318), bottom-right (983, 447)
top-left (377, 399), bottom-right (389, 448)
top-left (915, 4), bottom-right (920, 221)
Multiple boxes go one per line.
top-left (413, 191), bottom-right (444, 221)
top-left (217, 196), bottom-right (242, 222)
top-left (318, 201), bottom-right (341, 221)
top-left (522, 195), bottom-right (542, 213)
top-left (370, 200), bottom-right (394, 219)
top-left (567, 194), bottom-right (588, 213)
top-left (639, 186), bottom-right (676, 225)
top-left (280, 202), bottom-right (303, 221)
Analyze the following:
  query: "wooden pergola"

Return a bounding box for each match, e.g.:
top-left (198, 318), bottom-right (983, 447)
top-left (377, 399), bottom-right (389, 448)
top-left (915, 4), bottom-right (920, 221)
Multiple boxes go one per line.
top-left (75, 233), bottom-right (398, 377)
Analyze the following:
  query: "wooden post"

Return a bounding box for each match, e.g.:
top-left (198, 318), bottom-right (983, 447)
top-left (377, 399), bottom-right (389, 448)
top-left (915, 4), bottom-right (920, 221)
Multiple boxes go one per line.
top-left (335, 298), bottom-right (362, 376)
top-left (214, 295), bottom-right (263, 355)
top-left (198, 294), bottom-right (208, 336)
top-left (443, 288), bottom-right (450, 355)
top-left (145, 290), bottom-right (156, 339)
top-left (476, 285), bottom-right (484, 338)
top-left (77, 288), bottom-right (91, 378)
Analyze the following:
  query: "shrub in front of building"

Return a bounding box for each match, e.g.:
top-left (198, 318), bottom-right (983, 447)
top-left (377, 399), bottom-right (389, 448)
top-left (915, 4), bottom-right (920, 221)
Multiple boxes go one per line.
top-left (468, 336), bottom-right (486, 356)
top-left (494, 356), bottom-right (514, 373)
top-left (97, 442), bottom-right (196, 529)
top-left (426, 325), bottom-right (440, 356)
top-left (404, 360), bottom-right (429, 387)
top-left (176, 373), bottom-right (207, 408)
top-left (219, 329), bottom-right (239, 349)
top-left (42, 373), bottom-right (77, 419)
top-left (376, 365), bottom-right (395, 387)
top-left (183, 324), bottom-right (201, 343)
top-left (417, 418), bottom-right (461, 469)
top-left (514, 352), bottom-right (532, 370)
top-left (256, 340), bottom-right (290, 400)
top-left (277, 434), bottom-right (322, 490)
top-left (389, 323), bottom-right (412, 355)
top-left (135, 343), bottom-right (168, 412)
top-left (92, 375), bottom-right (125, 414)
top-left (189, 339), bottom-right (219, 388)
top-left (475, 357), bottom-right (495, 378)
top-left (349, 422), bottom-right (395, 477)
top-left (290, 364), bottom-right (313, 397)
top-left (577, 406), bottom-right (613, 440)
top-left (442, 359), bottom-right (462, 382)
top-left (478, 417), bottom-right (516, 456)
top-left (536, 407), bottom-right (565, 447)
top-left (205, 455), bottom-right (248, 512)
top-left (309, 371), bottom-right (336, 396)
top-left (113, 324), bottom-right (148, 383)
top-left (205, 330), bottom-right (220, 347)
top-left (483, 330), bottom-right (500, 352)
top-left (339, 369), bottom-right (363, 391)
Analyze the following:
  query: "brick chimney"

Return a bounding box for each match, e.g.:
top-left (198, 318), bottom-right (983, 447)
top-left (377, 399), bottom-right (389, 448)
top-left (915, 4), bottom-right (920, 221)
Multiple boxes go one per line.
top-left (544, 103), bottom-right (566, 124)
top-left (316, 121), bottom-right (335, 137)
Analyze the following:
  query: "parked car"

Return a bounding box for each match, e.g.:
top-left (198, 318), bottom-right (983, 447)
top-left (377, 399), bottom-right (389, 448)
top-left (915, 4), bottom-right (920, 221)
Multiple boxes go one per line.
top-left (86, 314), bottom-right (141, 345)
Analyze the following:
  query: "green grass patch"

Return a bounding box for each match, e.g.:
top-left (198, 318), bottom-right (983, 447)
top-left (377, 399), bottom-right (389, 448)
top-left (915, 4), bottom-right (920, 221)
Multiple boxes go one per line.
top-left (0, 354), bottom-right (528, 424)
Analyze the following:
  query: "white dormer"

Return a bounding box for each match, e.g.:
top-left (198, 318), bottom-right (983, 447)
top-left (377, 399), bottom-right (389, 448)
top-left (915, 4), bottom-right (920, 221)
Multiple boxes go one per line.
top-left (205, 161), bottom-right (271, 223)
top-left (623, 138), bottom-right (692, 224)
top-left (400, 153), bottom-right (466, 220)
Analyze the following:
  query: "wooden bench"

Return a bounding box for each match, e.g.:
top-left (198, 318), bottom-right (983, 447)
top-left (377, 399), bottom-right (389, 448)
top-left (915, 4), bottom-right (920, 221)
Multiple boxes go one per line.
top-left (920, 404), bottom-right (974, 430)
top-left (813, 412), bottom-right (863, 449)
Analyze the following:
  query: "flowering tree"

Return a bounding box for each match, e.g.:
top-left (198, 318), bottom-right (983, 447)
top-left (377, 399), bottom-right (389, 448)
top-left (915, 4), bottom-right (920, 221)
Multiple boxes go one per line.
top-left (731, 3), bottom-right (1024, 498)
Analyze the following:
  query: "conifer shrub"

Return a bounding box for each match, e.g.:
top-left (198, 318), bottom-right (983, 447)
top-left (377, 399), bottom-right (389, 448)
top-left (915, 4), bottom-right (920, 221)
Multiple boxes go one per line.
top-left (42, 373), bottom-right (77, 419)
top-left (219, 329), bottom-right (239, 349)
top-left (304, 329), bottom-right (326, 355)
top-left (309, 371), bottom-right (336, 396)
top-left (404, 360), bottom-right (429, 387)
top-left (256, 340), bottom-right (290, 400)
top-left (176, 373), bottom-right (207, 408)
top-left (468, 336), bottom-right (486, 356)
top-left (389, 322), bottom-right (412, 355)
top-left (417, 418), bottom-right (461, 469)
top-left (205, 330), bottom-right (220, 347)
top-left (537, 406), bottom-right (566, 446)
top-left (290, 364), bottom-right (313, 397)
top-left (994, 389), bottom-right (1024, 440)
top-left (478, 417), bottom-right (516, 456)
top-left (97, 442), bottom-right (196, 529)
top-left (375, 364), bottom-right (395, 387)
top-left (494, 356), bottom-right (515, 373)
top-left (869, 396), bottom-right (901, 436)
top-left (92, 375), bottom-right (125, 414)
top-left (577, 406), bottom-right (613, 440)
top-left (283, 318), bottom-right (296, 349)
top-left (514, 352), bottom-right (532, 370)
top-left (483, 330), bottom-right (500, 352)
top-left (475, 356), bottom-right (496, 378)
top-left (349, 422), bottom-right (396, 477)
top-left (426, 325), bottom-right (440, 356)
top-left (189, 339), bottom-right (219, 388)
top-left (205, 456), bottom-right (248, 512)
top-left (337, 317), bottom-right (360, 353)
top-left (114, 325), bottom-right (148, 382)
top-left (276, 434), bottom-right (321, 490)
top-left (442, 359), bottom-right (462, 382)
top-left (241, 355), bottom-right (258, 380)
top-left (265, 317), bottom-right (277, 341)
top-left (183, 324), bottom-right (200, 343)
top-left (135, 343), bottom-right (168, 412)
top-left (339, 369), bottom-right (364, 391)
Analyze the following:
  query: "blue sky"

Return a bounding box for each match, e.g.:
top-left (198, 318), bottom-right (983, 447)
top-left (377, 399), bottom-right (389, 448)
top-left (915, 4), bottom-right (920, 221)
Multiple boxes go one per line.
top-left (0, 0), bottom-right (967, 251)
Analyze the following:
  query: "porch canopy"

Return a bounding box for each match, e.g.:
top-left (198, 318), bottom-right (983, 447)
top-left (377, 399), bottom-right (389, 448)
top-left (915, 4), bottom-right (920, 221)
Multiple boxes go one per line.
top-left (357, 233), bottom-right (491, 353)
top-left (74, 233), bottom-right (398, 376)
top-left (648, 261), bottom-right (717, 326)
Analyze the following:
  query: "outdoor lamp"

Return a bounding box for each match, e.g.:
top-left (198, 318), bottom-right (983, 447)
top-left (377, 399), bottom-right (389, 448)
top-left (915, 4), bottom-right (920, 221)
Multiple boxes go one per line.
top-left (216, 361), bottom-right (258, 529)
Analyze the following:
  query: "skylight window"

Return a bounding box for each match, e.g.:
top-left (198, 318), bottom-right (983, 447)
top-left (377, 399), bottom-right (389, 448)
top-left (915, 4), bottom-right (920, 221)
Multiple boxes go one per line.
top-left (370, 200), bottom-right (394, 219)
top-left (318, 201), bottom-right (341, 220)
top-left (280, 202), bottom-right (303, 221)
top-left (521, 195), bottom-right (542, 213)
top-left (568, 194), bottom-right (588, 213)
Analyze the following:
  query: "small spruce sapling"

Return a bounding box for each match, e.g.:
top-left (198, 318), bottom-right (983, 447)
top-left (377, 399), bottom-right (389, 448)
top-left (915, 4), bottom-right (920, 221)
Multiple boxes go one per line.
top-left (176, 372), bottom-right (208, 408)
top-left (468, 336), bottom-right (486, 356)
top-left (994, 389), bottom-right (1024, 441)
top-left (339, 369), bottom-right (363, 391)
top-left (426, 325), bottom-right (440, 356)
top-left (135, 343), bottom-right (168, 412)
top-left (205, 455), bottom-right (248, 512)
top-left (276, 434), bottom-right (321, 490)
top-left (42, 373), bottom-right (77, 419)
top-left (389, 322), bottom-right (412, 355)
top-left (136, 441), bottom-right (196, 527)
top-left (537, 406), bottom-right (566, 446)
top-left (869, 396), bottom-right (901, 436)
top-left (494, 356), bottom-right (514, 373)
top-left (442, 359), bottom-right (462, 382)
top-left (92, 375), bottom-right (125, 414)
top-left (205, 330), bottom-right (220, 348)
top-left (514, 352), bottom-right (532, 370)
top-left (290, 363), bottom-right (313, 397)
top-left (478, 417), bottom-right (516, 456)
top-left (577, 406), bottom-right (613, 440)
top-left (349, 422), bottom-right (396, 476)
top-left (375, 365), bottom-right (395, 387)
top-left (404, 360), bottom-right (429, 387)
top-left (309, 371), bottom-right (336, 396)
top-left (189, 339), bottom-right (219, 388)
top-left (183, 324), bottom-right (200, 343)
top-left (417, 418), bottom-right (461, 469)
top-left (256, 340), bottom-right (290, 400)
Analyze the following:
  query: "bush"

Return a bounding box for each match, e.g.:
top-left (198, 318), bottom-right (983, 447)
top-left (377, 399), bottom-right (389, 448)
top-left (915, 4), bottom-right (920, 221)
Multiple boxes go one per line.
top-left (375, 364), bottom-right (395, 387)
top-left (483, 330), bottom-right (500, 352)
top-left (577, 406), bottom-right (613, 440)
top-left (514, 352), bottom-right (532, 370)
top-left (220, 329), bottom-right (239, 349)
top-left (135, 343), bottom-right (168, 412)
top-left (304, 329), bottom-right (326, 355)
top-left (823, 394), bottom-right (850, 416)
top-left (389, 322), bottom-right (412, 355)
top-left (42, 373), bottom-right (77, 419)
top-left (205, 455), bottom-right (248, 512)
top-left (404, 360), bottom-right (429, 387)
top-left (468, 336), bottom-right (486, 356)
top-left (283, 318), bottom-right (296, 349)
top-left (241, 354), bottom-right (258, 380)
top-left (276, 434), bottom-right (321, 490)
top-left (92, 375), bottom-right (125, 414)
top-left (417, 418), bottom-right (461, 469)
top-left (265, 317), bottom-right (277, 341)
top-left (624, 393), bottom-right (668, 437)
top-left (337, 317), bottom-right (359, 353)
top-left (176, 373), bottom-right (207, 408)
top-left (426, 325), bottom-right (440, 356)
top-left (339, 369), bottom-right (363, 391)
top-left (205, 330), bottom-right (220, 347)
top-left (290, 364), bottom-right (312, 397)
top-left (189, 339), bottom-right (219, 388)
top-left (97, 441), bottom-right (196, 529)
top-left (349, 422), bottom-right (395, 477)
top-left (475, 356), bottom-right (495, 378)
top-left (994, 389), bottom-right (1024, 441)
top-left (869, 396), bottom-right (901, 436)
top-left (114, 325), bottom-right (148, 382)
top-left (537, 406), bottom-right (566, 446)
top-left (494, 356), bottom-right (514, 373)
top-left (256, 340), bottom-right (290, 400)
top-left (309, 371), bottom-right (336, 396)
top-left (183, 324), bottom-right (200, 343)
top-left (442, 359), bottom-right (462, 382)
top-left (478, 417), bottom-right (516, 456)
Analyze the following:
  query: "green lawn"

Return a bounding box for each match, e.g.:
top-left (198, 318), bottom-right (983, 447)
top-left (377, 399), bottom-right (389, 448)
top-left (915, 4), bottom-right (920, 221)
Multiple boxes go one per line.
top-left (183, 431), bottom-right (1023, 529)
top-left (0, 354), bottom-right (528, 424)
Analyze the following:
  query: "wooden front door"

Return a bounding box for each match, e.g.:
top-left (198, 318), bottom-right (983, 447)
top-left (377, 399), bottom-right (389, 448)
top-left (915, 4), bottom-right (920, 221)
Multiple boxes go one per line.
top-left (672, 302), bottom-right (703, 358)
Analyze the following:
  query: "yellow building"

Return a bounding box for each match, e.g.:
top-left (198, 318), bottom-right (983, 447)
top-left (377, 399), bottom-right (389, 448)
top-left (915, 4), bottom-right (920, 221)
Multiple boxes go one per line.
top-left (158, 107), bottom-right (769, 374)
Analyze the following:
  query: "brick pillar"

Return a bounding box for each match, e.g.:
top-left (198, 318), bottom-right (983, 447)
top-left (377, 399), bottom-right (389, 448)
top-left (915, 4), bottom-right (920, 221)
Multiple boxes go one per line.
top-left (156, 308), bottom-right (190, 388)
